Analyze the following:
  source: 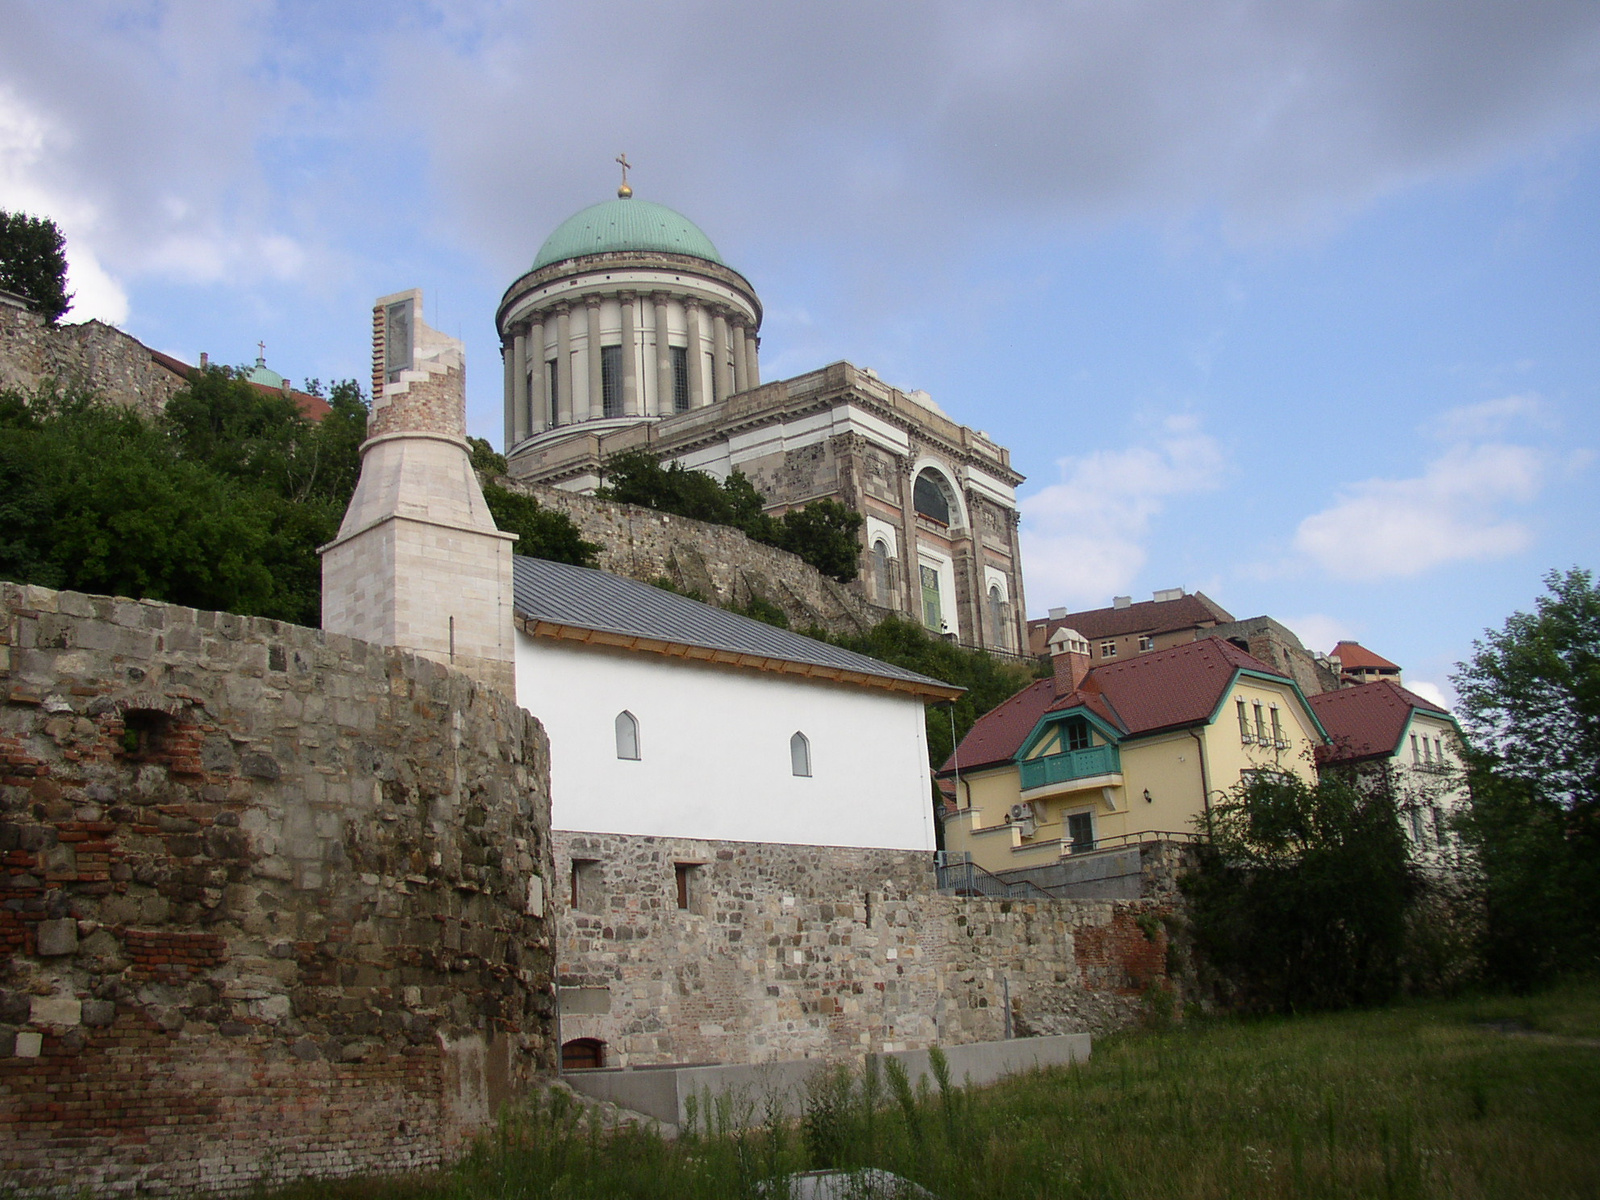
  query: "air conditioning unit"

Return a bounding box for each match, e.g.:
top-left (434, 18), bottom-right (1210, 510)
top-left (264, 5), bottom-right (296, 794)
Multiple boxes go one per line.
top-left (1006, 802), bottom-right (1038, 839)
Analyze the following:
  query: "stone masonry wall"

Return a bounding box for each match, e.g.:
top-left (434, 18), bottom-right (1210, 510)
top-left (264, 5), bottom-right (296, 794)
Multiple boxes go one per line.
top-left (554, 832), bottom-right (1175, 1069)
top-left (0, 583), bottom-right (556, 1196)
top-left (504, 479), bottom-right (893, 638)
top-left (0, 305), bottom-right (186, 419)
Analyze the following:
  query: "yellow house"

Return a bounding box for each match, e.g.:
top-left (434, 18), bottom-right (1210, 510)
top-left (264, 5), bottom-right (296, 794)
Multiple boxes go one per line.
top-left (939, 629), bottom-right (1327, 880)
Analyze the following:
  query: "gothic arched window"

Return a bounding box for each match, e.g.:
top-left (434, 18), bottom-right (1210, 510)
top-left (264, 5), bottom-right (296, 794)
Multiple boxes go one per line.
top-left (988, 584), bottom-right (1008, 647)
top-left (790, 731), bottom-right (812, 778)
top-left (872, 540), bottom-right (891, 602)
top-left (912, 469), bottom-right (953, 526)
top-left (615, 710), bottom-right (640, 760)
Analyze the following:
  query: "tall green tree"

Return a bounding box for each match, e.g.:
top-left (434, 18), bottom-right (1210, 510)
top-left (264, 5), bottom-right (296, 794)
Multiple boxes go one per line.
top-left (1453, 567), bottom-right (1600, 987)
top-left (0, 210), bottom-right (72, 323)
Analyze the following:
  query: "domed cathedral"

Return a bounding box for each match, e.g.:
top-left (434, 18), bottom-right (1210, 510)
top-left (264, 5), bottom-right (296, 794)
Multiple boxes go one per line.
top-left (496, 170), bottom-right (1029, 656)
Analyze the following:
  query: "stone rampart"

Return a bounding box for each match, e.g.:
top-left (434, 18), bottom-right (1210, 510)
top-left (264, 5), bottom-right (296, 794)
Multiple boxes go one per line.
top-left (503, 479), bottom-right (893, 637)
top-left (554, 832), bottom-right (1175, 1070)
top-left (0, 582), bottom-right (556, 1196)
top-left (0, 305), bottom-right (186, 418)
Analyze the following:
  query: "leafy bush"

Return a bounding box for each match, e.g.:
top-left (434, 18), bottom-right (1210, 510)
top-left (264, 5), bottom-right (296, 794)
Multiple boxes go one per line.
top-left (480, 483), bottom-right (599, 568)
top-left (598, 449), bottom-right (863, 582)
top-left (1181, 770), bottom-right (1417, 1012)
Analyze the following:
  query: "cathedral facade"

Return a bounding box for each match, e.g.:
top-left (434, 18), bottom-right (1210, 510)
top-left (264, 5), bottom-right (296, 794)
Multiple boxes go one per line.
top-left (496, 185), bottom-right (1028, 655)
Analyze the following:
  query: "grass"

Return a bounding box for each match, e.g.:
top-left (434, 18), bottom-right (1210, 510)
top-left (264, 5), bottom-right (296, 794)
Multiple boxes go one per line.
top-left (257, 980), bottom-right (1600, 1200)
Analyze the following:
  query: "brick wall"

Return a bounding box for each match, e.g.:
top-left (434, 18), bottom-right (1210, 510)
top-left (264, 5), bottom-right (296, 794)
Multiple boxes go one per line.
top-left (0, 305), bottom-right (186, 418)
top-left (0, 583), bottom-right (556, 1195)
top-left (553, 831), bottom-right (1177, 1069)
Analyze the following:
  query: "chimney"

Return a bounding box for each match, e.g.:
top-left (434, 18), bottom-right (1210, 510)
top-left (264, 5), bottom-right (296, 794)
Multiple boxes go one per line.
top-left (1048, 627), bottom-right (1091, 697)
top-left (1113, 595), bottom-right (1132, 609)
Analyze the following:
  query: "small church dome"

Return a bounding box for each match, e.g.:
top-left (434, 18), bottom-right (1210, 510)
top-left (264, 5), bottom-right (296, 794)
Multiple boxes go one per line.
top-left (532, 198), bottom-right (724, 270)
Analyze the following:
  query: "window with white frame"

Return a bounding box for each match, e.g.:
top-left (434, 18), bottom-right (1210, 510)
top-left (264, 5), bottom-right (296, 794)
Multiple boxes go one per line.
top-left (1100, 640), bottom-right (1117, 659)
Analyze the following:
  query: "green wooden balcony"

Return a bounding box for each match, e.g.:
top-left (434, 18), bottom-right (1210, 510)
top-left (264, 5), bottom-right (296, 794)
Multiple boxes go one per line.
top-left (1019, 743), bottom-right (1121, 792)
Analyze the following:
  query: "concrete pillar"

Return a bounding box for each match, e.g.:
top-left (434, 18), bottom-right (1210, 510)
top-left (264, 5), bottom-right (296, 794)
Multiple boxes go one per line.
top-left (555, 304), bottom-right (574, 427)
top-left (897, 461), bottom-right (922, 624)
top-left (732, 319), bottom-right (749, 394)
top-left (585, 298), bottom-right (603, 422)
top-left (745, 328), bottom-right (760, 387)
top-left (712, 311), bottom-right (731, 402)
top-left (653, 292), bottom-right (673, 417)
top-left (685, 299), bottom-right (707, 409)
top-left (511, 329), bottom-right (529, 447)
top-left (620, 292), bottom-right (639, 417)
top-left (528, 316), bottom-right (547, 433)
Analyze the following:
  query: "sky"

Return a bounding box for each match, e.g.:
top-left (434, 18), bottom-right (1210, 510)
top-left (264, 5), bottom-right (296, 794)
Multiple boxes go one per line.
top-left (3, 0), bottom-right (1598, 707)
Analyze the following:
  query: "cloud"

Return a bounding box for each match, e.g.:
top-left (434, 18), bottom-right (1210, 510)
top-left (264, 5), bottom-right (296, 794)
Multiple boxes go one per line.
top-left (1405, 679), bottom-right (1454, 711)
top-left (1431, 394), bottom-right (1551, 441)
top-left (1292, 442), bottom-right (1542, 579)
top-left (1020, 415), bottom-right (1225, 609)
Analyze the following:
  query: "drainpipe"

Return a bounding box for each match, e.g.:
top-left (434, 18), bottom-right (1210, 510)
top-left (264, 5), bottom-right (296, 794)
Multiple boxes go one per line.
top-left (1188, 729), bottom-right (1213, 839)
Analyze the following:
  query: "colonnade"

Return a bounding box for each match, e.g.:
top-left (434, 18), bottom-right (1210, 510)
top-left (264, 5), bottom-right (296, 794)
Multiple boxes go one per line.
top-left (504, 293), bottom-right (761, 447)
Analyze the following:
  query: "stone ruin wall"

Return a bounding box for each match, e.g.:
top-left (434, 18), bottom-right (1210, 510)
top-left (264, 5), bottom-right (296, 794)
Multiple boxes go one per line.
top-left (0, 305), bottom-right (186, 419)
top-left (0, 582), bottom-right (556, 1196)
top-left (500, 478), bottom-right (894, 638)
top-left (554, 831), bottom-right (1177, 1070)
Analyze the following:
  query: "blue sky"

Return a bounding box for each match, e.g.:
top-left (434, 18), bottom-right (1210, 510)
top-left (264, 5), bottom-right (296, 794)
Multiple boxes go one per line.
top-left (3, 1), bottom-right (1598, 704)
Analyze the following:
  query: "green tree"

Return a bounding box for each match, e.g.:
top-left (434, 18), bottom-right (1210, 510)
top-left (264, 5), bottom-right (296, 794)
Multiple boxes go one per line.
top-left (481, 483), bottom-right (600, 568)
top-left (0, 210), bottom-right (72, 323)
top-left (1182, 770), bottom-right (1417, 1012)
top-left (778, 499), bottom-right (863, 583)
top-left (1453, 568), bottom-right (1600, 987)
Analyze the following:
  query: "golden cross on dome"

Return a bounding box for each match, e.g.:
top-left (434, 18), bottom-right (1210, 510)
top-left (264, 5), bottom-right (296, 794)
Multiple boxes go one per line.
top-left (615, 152), bottom-right (633, 198)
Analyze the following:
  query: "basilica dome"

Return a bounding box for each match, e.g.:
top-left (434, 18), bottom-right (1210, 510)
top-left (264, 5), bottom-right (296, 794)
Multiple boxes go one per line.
top-left (532, 198), bottom-right (724, 270)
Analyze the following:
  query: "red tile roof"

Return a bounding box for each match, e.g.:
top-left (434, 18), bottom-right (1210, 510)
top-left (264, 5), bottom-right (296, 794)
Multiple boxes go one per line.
top-left (1308, 679), bottom-right (1449, 764)
top-left (940, 636), bottom-right (1291, 775)
top-left (1029, 592), bottom-right (1234, 643)
top-left (1330, 641), bottom-right (1400, 671)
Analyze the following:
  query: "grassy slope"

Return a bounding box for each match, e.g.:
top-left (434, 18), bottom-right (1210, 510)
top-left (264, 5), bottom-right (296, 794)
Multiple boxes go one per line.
top-left (265, 982), bottom-right (1600, 1200)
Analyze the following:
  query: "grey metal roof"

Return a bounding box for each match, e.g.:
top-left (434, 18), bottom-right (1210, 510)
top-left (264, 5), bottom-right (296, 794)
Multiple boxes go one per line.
top-left (511, 555), bottom-right (960, 697)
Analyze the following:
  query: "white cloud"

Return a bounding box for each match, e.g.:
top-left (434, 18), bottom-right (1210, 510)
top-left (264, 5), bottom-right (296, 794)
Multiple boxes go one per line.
top-left (1405, 679), bottom-right (1454, 711)
top-left (1293, 442), bottom-right (1542, 579)
top-left (1020, 415), bottom-right (1225, 610)
top-left (1432, 393), bottom-right (1550, 441)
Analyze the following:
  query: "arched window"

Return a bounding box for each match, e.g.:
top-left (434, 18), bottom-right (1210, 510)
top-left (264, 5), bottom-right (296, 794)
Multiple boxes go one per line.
top-left (790, 731), bottom-right (812, 778)
top-left (988, 584), bottom-right (1008, 647)
top-left (615, 710), bottom-right (640, 760)
top-left (562, 1038), bottom-right (606, 1071)
top-left (912, 469), bottom-right (953, 526)
top-left (871, 540), bottom-right (891, 602)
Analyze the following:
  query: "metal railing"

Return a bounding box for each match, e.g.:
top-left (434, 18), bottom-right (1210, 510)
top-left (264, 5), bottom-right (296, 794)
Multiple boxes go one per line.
top-left (934, 851), bottom-right (1063, 899)
top-left (1018, 743), bottom-right (1121, 791)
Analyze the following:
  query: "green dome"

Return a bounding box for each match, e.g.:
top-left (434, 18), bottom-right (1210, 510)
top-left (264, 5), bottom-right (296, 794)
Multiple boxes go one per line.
top-left (533, 198), bottom-right (724, 270)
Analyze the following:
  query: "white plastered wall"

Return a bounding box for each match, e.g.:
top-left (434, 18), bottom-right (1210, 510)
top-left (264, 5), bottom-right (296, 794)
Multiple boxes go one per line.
top-left (514, 633), bottom-right (936, 850)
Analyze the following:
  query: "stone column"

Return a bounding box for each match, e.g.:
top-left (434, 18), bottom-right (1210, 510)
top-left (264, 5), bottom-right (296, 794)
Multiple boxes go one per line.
top-left (745, 328), bottom-right (760, 387)
top-left (897, 460), bottom-right (922, 623)
top-left (528, 316), bottom-right (547, 433)
top-left (511, 328), bottom-right (529, 447)
top-left (501, 339), bottom-right (514, 450)
top-left (620, 292), bottom-right (639, 416)
top-left (712, 311), bottom-right (731, 402)
top-left (685, 299), bottom-right (707, 409)
top-left (731, 318), bottom-right (749, 394)
top-left (1006, 510), bottom-right (1028, 656)
top-left (585, 298), bottom-right (603, 421)
top-left (653, 292), bottom-right (673, 416)
top-left (555, 304), bottom-right (574, 427)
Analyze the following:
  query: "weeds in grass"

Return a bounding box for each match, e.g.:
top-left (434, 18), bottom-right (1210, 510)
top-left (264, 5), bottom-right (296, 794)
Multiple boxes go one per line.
top-left (249, 984), bottom-right (1600, 1200)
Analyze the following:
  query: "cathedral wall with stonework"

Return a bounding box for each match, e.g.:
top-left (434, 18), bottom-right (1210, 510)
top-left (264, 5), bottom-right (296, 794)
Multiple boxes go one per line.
top-left (502, 478), bottom-right (893, 637)
top-left (0, 583), bottom-right (555, 1196)
top-left (554, 831), bottom-right (1177, 1069)
top-left (0, 303), bottom-right (186, 418)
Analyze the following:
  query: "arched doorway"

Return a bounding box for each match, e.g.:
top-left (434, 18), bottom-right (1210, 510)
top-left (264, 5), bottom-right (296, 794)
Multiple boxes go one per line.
top-left (561, 1037), bottom-right (606, 1071)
